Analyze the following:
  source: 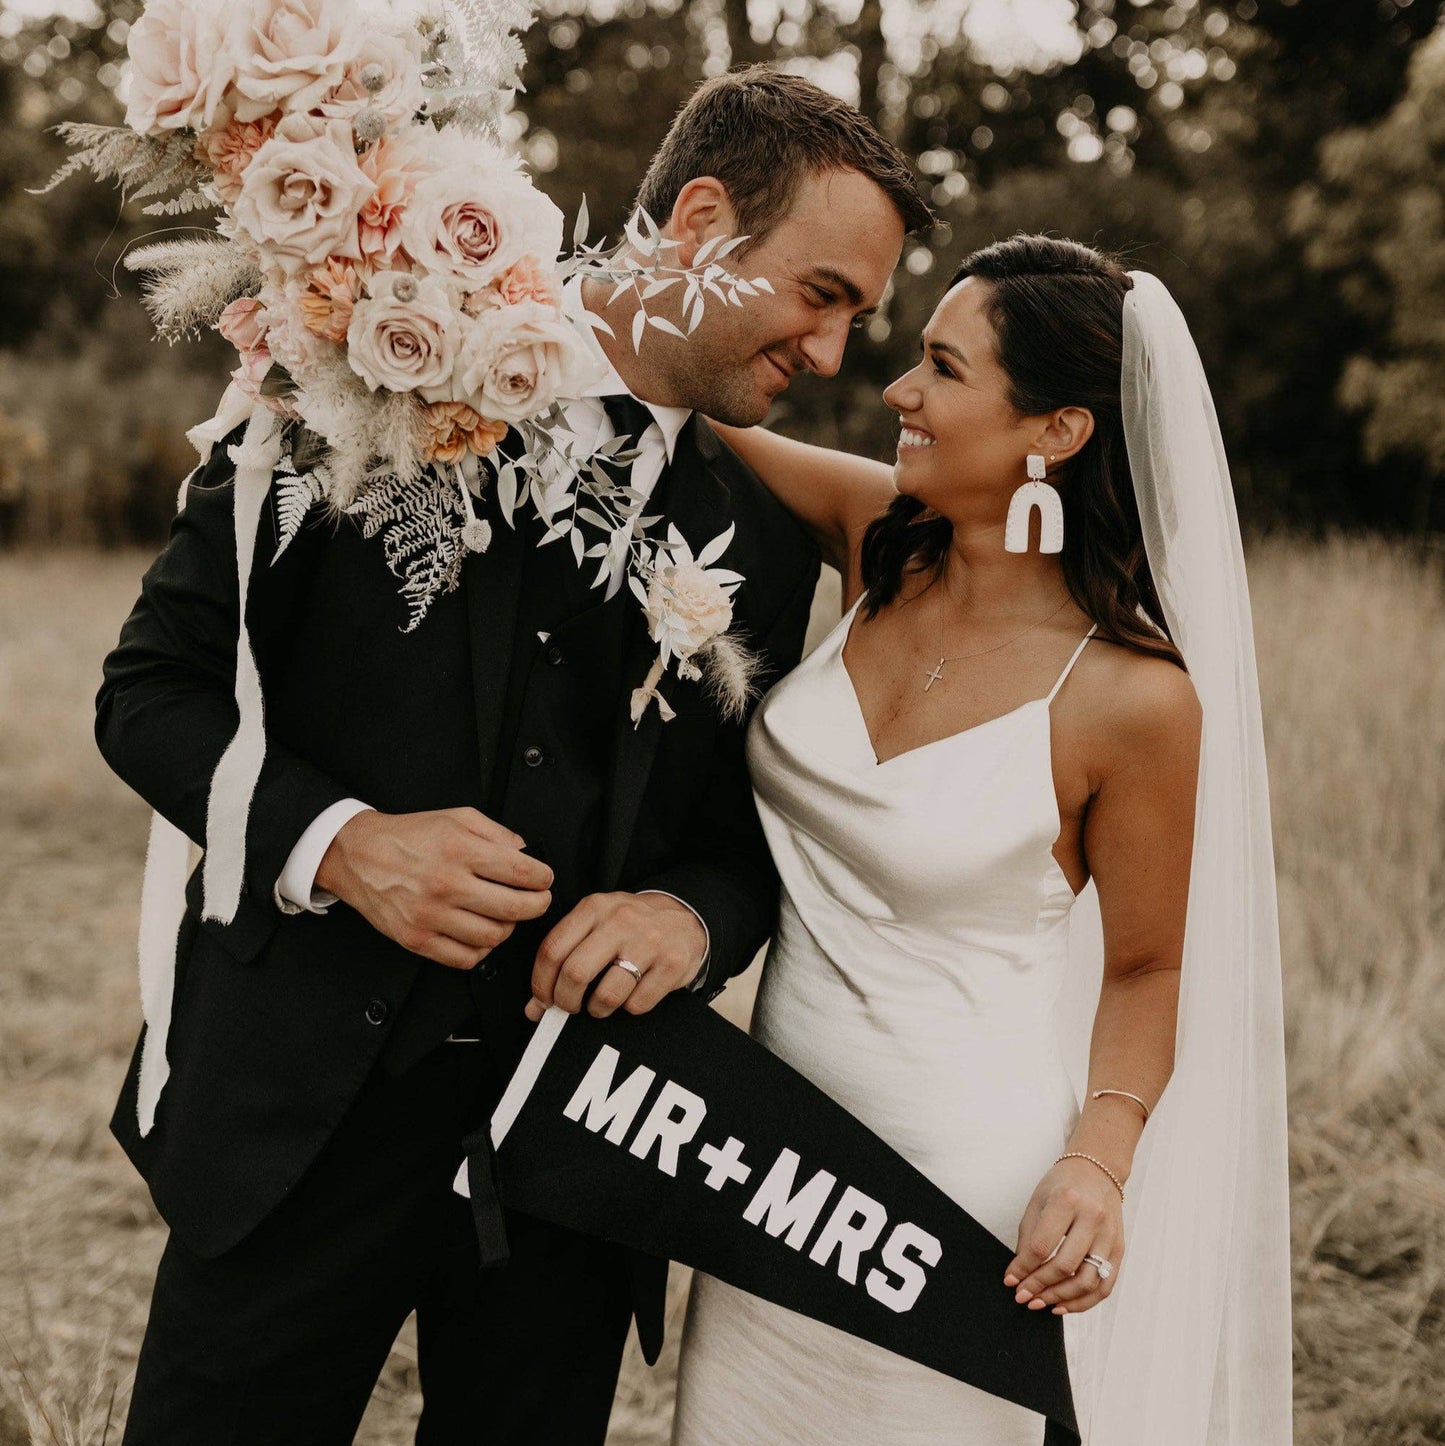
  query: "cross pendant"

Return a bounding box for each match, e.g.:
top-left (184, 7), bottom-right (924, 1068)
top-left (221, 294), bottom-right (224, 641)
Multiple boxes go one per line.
top-left (923, 660), bottom-right (945, 692)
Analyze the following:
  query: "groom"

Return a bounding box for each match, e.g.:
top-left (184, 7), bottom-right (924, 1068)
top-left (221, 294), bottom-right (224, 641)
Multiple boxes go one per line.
top-left (102, 66), bottom-right (930, 1445)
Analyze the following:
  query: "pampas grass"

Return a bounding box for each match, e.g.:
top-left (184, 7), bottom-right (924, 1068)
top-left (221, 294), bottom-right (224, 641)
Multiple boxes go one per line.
top-left (700, 632), bottom-right (766, 724)
top-left (0, 537), bottom-right (1441, 1444)
top-left (123, 239), bottom-right (261, 342)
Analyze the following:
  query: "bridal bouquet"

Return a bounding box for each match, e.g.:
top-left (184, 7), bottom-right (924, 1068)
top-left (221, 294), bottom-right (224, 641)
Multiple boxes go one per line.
top-left (43, 0), bottom-right (764, 710)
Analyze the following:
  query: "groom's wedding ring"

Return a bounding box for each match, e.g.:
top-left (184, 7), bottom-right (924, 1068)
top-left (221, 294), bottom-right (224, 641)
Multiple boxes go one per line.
top-left (1083, 1253), bottom-right (1114, 1281)
top-left (612, 958), bottom-right (643, 983)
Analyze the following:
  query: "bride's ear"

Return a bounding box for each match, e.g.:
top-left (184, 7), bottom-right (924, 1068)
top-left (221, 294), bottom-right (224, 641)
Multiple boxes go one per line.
top-left (1037, 407), bottom-right (1095, 465)
top-left (667, 177), bottom-right (738, 267)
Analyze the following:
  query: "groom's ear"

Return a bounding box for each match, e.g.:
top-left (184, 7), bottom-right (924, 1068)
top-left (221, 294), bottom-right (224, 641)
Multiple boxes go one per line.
top-left (667, 177), bottom-right (740, 267)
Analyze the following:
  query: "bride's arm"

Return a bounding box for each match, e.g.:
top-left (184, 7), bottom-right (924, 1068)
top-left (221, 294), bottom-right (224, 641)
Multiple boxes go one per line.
top-left (1004, 656), bottom-right (1202, 1316)
top-left (711, 423), bottom-right (896, 575)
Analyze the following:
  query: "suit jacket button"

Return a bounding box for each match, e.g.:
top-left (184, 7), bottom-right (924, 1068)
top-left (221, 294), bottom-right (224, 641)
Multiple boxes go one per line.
top-left (365, 998), bottom-right (390, 1026)
top-left (476, 959), bottom-right (499, 982)
top-left (545, 644), bottom-right (565, 666)
top-left (523, 745), bottom-right (545, 768)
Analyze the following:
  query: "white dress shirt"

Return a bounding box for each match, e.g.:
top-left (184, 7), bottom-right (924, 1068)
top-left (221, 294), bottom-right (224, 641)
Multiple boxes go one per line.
top-left (274, 282), bottom-right (711, 982)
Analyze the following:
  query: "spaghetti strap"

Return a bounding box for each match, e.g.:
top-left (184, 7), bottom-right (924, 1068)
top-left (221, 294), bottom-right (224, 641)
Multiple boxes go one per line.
top-left (1044, 625), bottom-right (1098, 705)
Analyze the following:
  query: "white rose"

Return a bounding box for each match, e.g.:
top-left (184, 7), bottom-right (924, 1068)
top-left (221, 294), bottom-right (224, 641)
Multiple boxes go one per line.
top-left (225, 0), bottom-right (364, 124)
top-left (645, 563), bottom-right (735, 658)
top-left (398, 150), bottom-right (564, 292)
top-left (452, 301), bottom-right (595, 422)
top-left (124, 0), bottom-right (234, 136)
top-left (317, 29), bottom-right (425, 125)
top-left (233, 113), bottom-right (376, 278)
top-left (346, 270), bottom-right (458, 394)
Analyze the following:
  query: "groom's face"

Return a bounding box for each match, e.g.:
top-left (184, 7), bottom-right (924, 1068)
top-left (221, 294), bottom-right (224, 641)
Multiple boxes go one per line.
top-left (661, 169), bottom-right (905, 426)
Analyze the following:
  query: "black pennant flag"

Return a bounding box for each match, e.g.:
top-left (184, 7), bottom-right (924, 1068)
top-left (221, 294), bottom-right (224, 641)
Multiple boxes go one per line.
top-left (459, 993), bottom-right (1079, 1443)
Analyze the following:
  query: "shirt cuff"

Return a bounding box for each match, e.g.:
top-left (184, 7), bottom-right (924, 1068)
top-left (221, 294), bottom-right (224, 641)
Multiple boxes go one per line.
top-left (638, 889), bottom-right (712, 991)
top-left (274, 798), bottom-right (374, 915)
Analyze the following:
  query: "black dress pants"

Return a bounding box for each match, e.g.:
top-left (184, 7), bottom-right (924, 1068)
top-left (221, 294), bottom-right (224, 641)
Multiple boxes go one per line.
top-left (122, 1041), bottom-right (635, 1446)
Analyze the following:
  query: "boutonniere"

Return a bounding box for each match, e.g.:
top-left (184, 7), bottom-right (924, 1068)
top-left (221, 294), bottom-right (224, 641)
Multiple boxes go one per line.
top-left (629, 523), bottom-right (760, 726)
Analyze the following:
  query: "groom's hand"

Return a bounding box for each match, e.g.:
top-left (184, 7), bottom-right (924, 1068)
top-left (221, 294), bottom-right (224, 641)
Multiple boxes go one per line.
top-left (525, 892), bottom-right (707, 1022)
top-left (316, 807), bottom-right (554, 969)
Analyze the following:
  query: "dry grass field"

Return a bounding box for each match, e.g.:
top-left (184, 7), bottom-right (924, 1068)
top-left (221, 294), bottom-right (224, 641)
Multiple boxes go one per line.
top-left (1, 536), bottom-right (1442, 1445)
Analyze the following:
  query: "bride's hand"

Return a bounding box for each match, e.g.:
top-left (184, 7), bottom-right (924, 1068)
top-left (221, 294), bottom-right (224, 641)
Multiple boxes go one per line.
top-left (1003, 1158), bottom-right (1124, 1316)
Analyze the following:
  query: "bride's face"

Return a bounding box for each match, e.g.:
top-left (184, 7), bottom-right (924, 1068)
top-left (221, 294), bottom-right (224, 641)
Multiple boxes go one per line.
top-left (883, 277), bottom-right (1042, 514)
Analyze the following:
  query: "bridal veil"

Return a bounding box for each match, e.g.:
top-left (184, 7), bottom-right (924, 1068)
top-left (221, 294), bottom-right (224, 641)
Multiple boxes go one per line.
top-left (1053, 270), bottom-right (1293, 1442)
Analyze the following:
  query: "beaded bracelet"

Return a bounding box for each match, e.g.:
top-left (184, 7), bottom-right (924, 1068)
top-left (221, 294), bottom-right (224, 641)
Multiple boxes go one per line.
top-left (1054, 1151), bottom-right (1126, 1202)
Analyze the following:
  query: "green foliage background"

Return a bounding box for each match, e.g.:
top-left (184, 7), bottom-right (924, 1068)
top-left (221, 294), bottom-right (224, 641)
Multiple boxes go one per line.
top-left (1, 0), bottom-right (1441, 543)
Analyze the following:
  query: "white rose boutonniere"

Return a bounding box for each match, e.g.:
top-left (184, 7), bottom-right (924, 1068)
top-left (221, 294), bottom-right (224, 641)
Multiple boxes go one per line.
top-left (629, 524), bottom-right (753, 725)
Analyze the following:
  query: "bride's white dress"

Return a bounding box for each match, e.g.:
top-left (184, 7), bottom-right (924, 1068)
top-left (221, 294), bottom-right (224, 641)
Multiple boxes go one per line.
top-left (672, 597), bottom-right (1097, 1446)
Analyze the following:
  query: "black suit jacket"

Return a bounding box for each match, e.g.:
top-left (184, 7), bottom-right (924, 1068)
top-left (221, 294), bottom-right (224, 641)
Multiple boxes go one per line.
top-left (97, 413), bottom-right (819, 1360)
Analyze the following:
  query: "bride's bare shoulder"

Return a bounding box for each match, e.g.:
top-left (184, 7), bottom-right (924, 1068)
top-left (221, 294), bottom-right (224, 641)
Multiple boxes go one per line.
top-left (1074, 635), bottom-right (1202, 764)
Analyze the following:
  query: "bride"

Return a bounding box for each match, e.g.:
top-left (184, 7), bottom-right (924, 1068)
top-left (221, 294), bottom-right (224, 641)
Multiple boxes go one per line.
top-left (672, 235), bottom-right (1292, 1443)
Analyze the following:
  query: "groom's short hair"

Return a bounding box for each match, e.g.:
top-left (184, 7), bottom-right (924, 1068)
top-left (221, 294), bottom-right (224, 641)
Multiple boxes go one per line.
top-left (635, 66), bottom-right (933, 244)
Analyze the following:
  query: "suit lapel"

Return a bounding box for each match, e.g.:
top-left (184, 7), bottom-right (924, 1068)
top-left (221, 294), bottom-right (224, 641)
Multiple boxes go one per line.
top-left (598, 415), bottom-right (733, 888)
top-left (464, 484), bottom-right (526, 792)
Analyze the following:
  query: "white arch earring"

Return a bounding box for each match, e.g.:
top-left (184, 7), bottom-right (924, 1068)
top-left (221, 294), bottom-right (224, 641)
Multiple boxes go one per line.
top-left (1004, 454), bottom-right (1064, 554)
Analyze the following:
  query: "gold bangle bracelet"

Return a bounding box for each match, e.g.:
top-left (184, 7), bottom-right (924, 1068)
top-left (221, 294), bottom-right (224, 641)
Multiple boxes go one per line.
top-left (1090, 1088), bottom-right (1151, 1122)
top-left (1055, 1151), bottom-right (1126, 1202)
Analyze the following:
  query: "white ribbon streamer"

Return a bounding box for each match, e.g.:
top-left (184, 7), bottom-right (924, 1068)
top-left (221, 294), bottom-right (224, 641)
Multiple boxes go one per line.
top-left (135, 810), bottom-right (195, 1135)
top-left (134, 396), bottom-right (282, 1133)
top-left (199, 405), bottom-right (283, 922)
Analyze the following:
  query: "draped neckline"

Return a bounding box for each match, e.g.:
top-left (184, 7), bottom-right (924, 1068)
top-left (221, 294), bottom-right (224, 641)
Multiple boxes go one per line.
top-left (835, 595), bottom-right (1052, 771)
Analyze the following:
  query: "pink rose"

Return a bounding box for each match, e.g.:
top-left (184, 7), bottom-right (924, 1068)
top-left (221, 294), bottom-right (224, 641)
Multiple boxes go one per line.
top-left (398, 147), bottom-right (564, 292)
top-left (124, 0), bottom-right (235, 136)
top-left (346, 270), bottom-right (458, 395)
top-left (453, 301), bottom-right (596, 423)
top-left (233, 113), bottom-right (376, 278)
top-left (218, 295), bottom-right (269, 357)
top-left (225, 0), bottom-right (363, 124)
top-left (318, 29), bottom-right (425, 126)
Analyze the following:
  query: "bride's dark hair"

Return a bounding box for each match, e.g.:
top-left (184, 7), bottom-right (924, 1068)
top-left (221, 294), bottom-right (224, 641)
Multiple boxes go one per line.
top-left (860, 233), bottom-right (1183, 668)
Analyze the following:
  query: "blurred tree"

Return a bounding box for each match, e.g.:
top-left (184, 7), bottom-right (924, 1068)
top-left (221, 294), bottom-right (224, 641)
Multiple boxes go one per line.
top-left (0, 3), bottom-right (150, 347)
top-left (3, 0), bottom-right (1443, 538)
top-left (1291, 26), bottom-right (1445, 534)
top-left (520, 4), bottom-right (707, 238)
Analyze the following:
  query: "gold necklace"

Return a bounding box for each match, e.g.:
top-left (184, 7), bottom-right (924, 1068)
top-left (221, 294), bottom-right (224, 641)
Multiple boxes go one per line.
top-left (922, 581), bottom-right (1074, 693)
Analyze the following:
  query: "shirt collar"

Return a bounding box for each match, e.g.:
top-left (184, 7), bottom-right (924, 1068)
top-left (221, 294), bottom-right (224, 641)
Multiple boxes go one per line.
top-left (562, 277), bottom-right (692, 463)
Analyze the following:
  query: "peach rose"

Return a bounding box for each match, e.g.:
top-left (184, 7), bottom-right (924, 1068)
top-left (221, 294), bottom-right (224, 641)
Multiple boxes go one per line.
top-left (356, 134), bottom-right (428, 271)
top-left (419, 402), bottom-right (509, 463)
top-left (233, 113), bottom-right (376, 278)
top-left (195, 115), bottom-right (277, 206)
top-left (124, 0), bottom-right (235, 136)
top-left (297, 258), bottom-right (363, 343)
top-left (225, 0), bottom-right (363, 124)
top-left (492, 255), bottom-right (560, 308)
